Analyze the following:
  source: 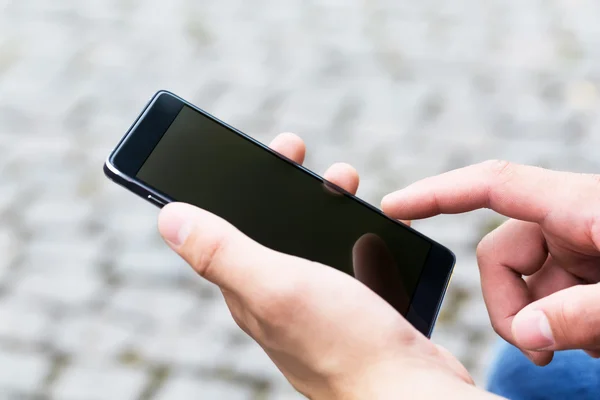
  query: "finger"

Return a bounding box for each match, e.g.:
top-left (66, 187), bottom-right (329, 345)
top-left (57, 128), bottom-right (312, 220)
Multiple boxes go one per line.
top-left (477, 219), bottom-right (553, 365)
top-left (269, 132), bottom-right (306, 164)
top-left (321, 163), bottom-right (408, 227)
top-left (158, 202), bottom-right (292, 295)
top-left (381, 160), bottom-right (575, 222)
top-left (518, 261), bottom-right (581, 365)
top-left (512, 283), bottom-right (600, 352)
top-left (526, 259), bottom-right (583, 302)
top-left (519, 259), bottom-right (582, 364)
top-left (323, 163), bottom-right (360, 195)
top-left (585, 350), bottom-right (600, 358)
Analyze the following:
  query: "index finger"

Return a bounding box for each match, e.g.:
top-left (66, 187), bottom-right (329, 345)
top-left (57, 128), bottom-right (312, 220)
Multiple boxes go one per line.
top-left (381, 160), bottom-right (571, 222)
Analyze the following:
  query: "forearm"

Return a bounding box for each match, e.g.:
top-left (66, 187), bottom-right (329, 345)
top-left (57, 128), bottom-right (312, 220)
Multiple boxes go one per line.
top-left (317, 364), bottom-right (504, 400)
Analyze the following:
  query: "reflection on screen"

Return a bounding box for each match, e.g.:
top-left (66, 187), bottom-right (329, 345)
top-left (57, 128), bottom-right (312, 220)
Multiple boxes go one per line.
top-left (136, 106), bottom-right (431, 314)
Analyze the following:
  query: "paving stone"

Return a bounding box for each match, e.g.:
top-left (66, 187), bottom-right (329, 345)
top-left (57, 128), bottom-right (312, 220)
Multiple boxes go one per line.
top-left (0, 296), bottom-right (52, 345)
top-left (51, 313), bottom-right (135, 361)
top-left (107, 285), bottom-right (198, 326)
top-left (113, 247), bottom-right (191, 283)
top-left (154, 376), bottom-right (253, 400)
top-left (449, 253), bottom-right (483, 291)
top-left (456, 294), bottom-right (495, 333)
top-left (21, 237), bottom-right (103, 273)
top-left (12, 269), bottom-right (103, 308)
top-left (0, 348), bottom-right (49, 396)
top-left (23, 199), bottom-right (93, 235)
top-left (0, 228), bottom-right (19, 281)
top-left (136, 322), bottom-right (230, 369)
top-left (51, 363), bottom-right (146, 400)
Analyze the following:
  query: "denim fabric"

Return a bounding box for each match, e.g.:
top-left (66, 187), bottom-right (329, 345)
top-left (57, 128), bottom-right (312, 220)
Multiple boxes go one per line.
top-left (487, 340), bottom-right (600, 399)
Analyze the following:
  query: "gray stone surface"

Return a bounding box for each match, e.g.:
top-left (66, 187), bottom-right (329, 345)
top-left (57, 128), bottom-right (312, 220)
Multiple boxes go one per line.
top-left (51, 363), bottom-right (147, 400)
top-left (154, 377), bottom-right (253, 400)
top-left (1, 0), bottom-right (600, 398)
top-left (0, 347), bottom-right (49, 397)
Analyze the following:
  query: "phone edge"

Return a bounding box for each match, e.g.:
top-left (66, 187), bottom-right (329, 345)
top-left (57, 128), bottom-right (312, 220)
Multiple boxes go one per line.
top-left (426, 249), bottom-right (456, 338)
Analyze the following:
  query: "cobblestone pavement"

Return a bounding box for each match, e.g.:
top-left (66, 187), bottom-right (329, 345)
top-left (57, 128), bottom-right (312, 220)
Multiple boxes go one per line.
top-left (1, 0), bottom-right (600, 398)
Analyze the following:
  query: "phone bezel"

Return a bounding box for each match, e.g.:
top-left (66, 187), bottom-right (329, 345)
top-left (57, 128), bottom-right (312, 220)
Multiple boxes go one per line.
top-left (104, 90), bottom-right (455, 338)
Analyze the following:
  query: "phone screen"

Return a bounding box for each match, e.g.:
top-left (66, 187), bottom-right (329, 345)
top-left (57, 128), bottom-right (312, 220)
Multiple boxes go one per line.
top-left (136, 105), bottom-right (432, 314)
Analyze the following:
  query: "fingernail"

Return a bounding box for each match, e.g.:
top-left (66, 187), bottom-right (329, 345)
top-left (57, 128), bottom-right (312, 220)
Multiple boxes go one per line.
top-left (523, 350), bottom-right (535, 363)
top-left (158, 204), bottom-right (193, 247)
top-left (381, 194), bottom-right (392, 207)
top-left (382, 184), bottom-right (417, 204)
top-left (513, 310), bottom-right (554, 350)
top-left (381, 191), bottom-right (404, 209)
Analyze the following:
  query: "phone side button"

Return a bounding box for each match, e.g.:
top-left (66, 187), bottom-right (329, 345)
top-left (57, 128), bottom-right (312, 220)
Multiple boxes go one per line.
top-left (147, 194), bottom-right (167, 207)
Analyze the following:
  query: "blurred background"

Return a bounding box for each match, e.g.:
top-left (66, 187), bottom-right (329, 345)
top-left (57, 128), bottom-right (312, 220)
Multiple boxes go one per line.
top-left (1, 0), bottom-right (600, 398)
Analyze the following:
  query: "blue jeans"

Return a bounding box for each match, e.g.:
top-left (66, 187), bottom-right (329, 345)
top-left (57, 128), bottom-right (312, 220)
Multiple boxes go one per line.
top-left (487, 340), bottom-right (600, 399)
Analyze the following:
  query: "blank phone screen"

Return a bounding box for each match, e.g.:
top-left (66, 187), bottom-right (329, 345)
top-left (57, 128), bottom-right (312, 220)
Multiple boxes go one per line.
top-left (136, 105), bottom-right (431, 314)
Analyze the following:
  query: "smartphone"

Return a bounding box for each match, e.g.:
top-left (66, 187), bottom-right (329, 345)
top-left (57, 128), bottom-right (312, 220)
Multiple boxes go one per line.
top-left (104, 91), bottom-right (455, 337)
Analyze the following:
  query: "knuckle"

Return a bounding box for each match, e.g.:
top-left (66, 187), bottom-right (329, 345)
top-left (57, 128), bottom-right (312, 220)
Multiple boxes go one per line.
top-left (187, 232), bottom-right (227, 279)
top-left (481, 160), bottom-right (515, 209)
top-left (476, 232), bottom-right (494, 265)
top-left (483, 159), bottom-right (512, 176)
top-left (482, 159), bottom-right (515, 188)
top-left (489, 318), bottom-right (504, 337)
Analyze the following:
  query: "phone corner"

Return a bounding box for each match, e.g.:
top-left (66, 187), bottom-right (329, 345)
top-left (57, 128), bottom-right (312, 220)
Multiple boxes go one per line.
top-left (445, 247), bottom-right (457, 269)
top-left (434, 243), bottom-right (456, 271)
top-left (154, 89), bottom-right (177, 100)
top-left (103, 157), bottom-right (119, 181)
top-left (439, 246), bottom-right (457, 293)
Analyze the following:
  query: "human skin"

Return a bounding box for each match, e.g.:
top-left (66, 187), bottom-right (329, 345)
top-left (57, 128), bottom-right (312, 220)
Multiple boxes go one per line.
top-left (157, 133), bottom-right (500, 399)
top-left (382, 159), bottom-right (600, 366)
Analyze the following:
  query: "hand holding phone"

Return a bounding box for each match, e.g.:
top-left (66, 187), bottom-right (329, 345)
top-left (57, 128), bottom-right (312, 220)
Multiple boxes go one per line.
top-left (156, 200), bottom-right (478, 399)
top-left (104, 91), bottom-right (455, 336)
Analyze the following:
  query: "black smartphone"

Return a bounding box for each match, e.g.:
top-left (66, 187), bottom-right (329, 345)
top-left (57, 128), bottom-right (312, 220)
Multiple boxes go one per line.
top-left (104, 91), bottom-right (455, 337)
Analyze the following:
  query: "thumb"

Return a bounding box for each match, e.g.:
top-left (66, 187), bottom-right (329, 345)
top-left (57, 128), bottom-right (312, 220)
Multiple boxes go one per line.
top-left (157, 202), bottom-right (281, 294)
top-left (511, 283), bottom-right (600, 351)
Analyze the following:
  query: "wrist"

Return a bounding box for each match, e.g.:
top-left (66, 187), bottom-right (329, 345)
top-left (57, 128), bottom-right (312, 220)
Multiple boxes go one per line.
top-left (315, 361), bottom-right (502, 400)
